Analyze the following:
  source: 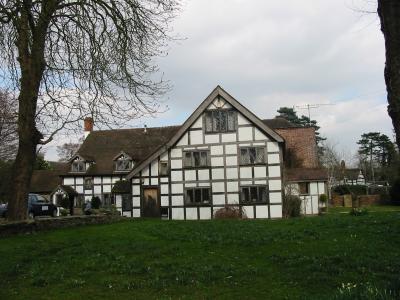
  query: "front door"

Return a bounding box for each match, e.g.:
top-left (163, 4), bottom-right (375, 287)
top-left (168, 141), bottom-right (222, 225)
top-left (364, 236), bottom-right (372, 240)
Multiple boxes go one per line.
top-left (142, 188), bottom-right (160, 217)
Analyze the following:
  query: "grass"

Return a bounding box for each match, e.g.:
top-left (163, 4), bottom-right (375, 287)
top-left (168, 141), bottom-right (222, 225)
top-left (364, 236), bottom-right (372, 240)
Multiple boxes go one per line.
top-left (1, 210), bottom-right (400, 299)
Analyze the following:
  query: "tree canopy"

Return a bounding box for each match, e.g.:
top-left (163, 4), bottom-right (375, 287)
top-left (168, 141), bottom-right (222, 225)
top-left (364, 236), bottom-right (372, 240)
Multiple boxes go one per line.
top-left (0, 0), bottom-right (181, 220)
top-left (276, 107), bottom-right (326, 155)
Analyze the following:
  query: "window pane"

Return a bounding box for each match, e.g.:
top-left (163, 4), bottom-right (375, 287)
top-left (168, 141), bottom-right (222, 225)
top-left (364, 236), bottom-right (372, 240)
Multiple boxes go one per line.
top-left (202, 189), bottom-right (210, 203)
top-left (256, 148), bottom-right (265, 163)
top-left (184, 152), bottom-right (192, 167)
top-left (242, 187), bottom-right (250, 203)
top-left (259, 187), bottom-right (267, 202)
top-left (160, 161), bottom-right (168, 175)
top-left (240, 148), bottom-right (249, 164)
top-left (249, 148), bottom-right (256, 164)
top-left (212, 111), bottom-right (219, 132)
top-left (193, 152), bottom-right (200, 167)
top-left (187, 190), bottom-right (194, 203)
top-left (227, 111), bottom-right (236, 131)
top-left (250, 187), bottom-right (258, 202)
top-left (194, 189), bottom-right (202, 203)
top-left (205, 112), bottom-right (213, 132)
top-left (219, 111), bottom-right (227, 132)
top-left (200, 152), bottom-right (208, 166)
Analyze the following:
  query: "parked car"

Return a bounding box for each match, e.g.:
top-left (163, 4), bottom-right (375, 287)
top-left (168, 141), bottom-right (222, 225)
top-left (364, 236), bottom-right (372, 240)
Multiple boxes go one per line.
top-left (28, 194), bottom-right (58, 218)
top-left (0, 194), bottom-right (58, 218)
top-left (0, 203), bottom-right (7, 218)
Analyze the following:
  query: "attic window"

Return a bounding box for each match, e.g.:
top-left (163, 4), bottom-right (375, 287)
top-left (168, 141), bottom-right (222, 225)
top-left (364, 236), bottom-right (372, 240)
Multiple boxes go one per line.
top-left (205, 110), bottom-right (236, 133)
top-left (71, 160), bottom-right (85, 172)
top-left (115, 156), bottom-right (132, 171)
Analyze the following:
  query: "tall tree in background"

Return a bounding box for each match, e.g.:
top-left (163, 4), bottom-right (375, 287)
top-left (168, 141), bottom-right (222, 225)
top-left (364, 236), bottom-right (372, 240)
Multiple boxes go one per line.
top-left (0, 1), bottom-right (180, 220)
top-left (277, 107), bottom-right (326, 156)
top-left (0, 90), bottom-right (18, 160)
top-left (378, 1), bottom-right (400, 150)
top-left (357, 132), bottom-right (396, 181)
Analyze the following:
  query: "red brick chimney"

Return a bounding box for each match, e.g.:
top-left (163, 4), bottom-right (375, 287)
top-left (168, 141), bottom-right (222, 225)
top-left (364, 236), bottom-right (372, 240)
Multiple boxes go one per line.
top-left (84, 117), bottom-right (93, 138)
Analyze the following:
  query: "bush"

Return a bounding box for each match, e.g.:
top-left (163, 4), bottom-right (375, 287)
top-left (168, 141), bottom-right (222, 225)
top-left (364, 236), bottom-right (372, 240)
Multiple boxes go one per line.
top-left (59, 208), bottom-right (68, 216)
top-left (58, 196), bottom-right (70, 209)
top-left (214, 205), bottom-right (246, 219)
top-left (91, 196), bottom-right (101, 209)
top-left (319, 194), bottom-right (328, 204)
top-left (283, 195), bottom-right (302, 218)
top-left (333, 185), bottom-right (367, 196)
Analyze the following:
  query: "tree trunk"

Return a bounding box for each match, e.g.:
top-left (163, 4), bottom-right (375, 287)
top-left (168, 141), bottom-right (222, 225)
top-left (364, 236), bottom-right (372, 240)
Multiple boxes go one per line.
top-left (378, 1), bottom-right (400, 150)
top-left (7, 73), bottom-right (44, 221)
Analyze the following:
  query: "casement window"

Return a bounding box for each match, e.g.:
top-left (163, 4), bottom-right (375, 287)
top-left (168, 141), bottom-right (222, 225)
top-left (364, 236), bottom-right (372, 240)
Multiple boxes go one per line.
top-left (122, 194), bottom-right (132, 211)
top-left (184, 151), bottom-right (209, 168)
top-left (102, 193), bottom-right (114, 207)
top-left (71, 161), bottom-right (85, 172)
top-left (240, 186), bottom-right (268, 203)
top-left (205, 110), bottom-right (237, 133)
top-left (185, 188), bottom-right (211, 205)
top-left (84, 177), bottom-right (93, 190)
top-left (298, 182), bottom-right (309, 195)
top-left (240, 147), bottom-right (265, 165)
top-left (159, 161), bottom-right (169, 175)
top-left (115, 158), bottom-right (132, 171)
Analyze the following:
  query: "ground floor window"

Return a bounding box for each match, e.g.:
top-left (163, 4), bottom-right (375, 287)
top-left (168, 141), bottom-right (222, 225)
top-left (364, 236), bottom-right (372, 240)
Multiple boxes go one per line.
top-left (75, 195), bottom-right (85, 207)
top-left (240, 186), bottom-right (268, 203)
top-left (298, 182), bottom-right (310, 195)
top-left (185, 188), bottom-right (211, 205)
top-left (102, 193), bottom-right (114, 207)
top-left (122, 194), bottom-right (132, 211)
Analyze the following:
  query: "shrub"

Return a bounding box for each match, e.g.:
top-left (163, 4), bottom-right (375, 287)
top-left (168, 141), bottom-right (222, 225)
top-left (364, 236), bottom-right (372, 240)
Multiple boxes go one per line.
top-left (333, 185), bottom-right (367, 196)
top-left (319, 194), bottom-right (328, 204)
top-left (59, 208), bottom-right (68, 217)
top-left (91, 196), bottom-right (101, 209)
top-left (214, 205), bottom-right (246, 219)
top-left (283, 195), bottom-right (302, 218)
top-left (58, 196), bottom-right (70, 209)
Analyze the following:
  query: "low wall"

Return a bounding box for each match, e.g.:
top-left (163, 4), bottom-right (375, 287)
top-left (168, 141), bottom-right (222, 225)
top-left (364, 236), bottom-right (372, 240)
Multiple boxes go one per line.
top-left (0, 215), bottom-right (125, 238)
top-left (331, 194), bottom-right (382, 207)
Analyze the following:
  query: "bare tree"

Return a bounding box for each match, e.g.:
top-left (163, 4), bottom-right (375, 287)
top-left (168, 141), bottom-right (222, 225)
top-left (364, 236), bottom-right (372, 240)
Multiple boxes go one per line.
top-left (57, 140), bottom-right (83, 162)
top-left (0, 90), bottom-right (18, 160)
top-left (0, 1), bottom-right (180, 220)
top-left (378, 1), bottom-right (400, 150)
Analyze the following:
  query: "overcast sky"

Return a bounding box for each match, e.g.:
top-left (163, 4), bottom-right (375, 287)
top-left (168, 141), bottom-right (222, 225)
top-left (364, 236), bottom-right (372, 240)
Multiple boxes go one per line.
top-left (44, 0), bottom-right (393, 163)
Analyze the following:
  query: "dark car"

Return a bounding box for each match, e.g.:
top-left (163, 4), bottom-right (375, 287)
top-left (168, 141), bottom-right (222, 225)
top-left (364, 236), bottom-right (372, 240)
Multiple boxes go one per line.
top-left (28, 194), bottom-right (58, 218)
top-left (0, 194), bottom-right (58, 218)
top-left (0, 203), bottom-right (7, 218)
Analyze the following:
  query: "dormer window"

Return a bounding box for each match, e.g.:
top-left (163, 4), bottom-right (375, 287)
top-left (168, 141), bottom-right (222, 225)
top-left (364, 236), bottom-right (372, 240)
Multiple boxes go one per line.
top-left (71, 159), bottom-right (86, 172)
top-left (114, 153), bottom-right (133, 172)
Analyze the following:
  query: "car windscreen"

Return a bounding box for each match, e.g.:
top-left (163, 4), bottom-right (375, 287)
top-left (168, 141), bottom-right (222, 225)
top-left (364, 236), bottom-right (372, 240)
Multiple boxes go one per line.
top-left (36, 195), bottom-right (49, 203)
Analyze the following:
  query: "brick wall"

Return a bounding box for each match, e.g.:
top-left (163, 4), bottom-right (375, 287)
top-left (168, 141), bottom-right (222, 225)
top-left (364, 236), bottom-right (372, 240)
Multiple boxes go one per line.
top-left (275, 127), bottom-right (318, 168)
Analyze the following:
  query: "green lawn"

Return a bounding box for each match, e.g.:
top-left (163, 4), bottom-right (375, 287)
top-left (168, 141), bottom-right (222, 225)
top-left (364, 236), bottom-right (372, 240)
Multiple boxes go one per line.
top-left (1, 211), bottom-right (400, 299)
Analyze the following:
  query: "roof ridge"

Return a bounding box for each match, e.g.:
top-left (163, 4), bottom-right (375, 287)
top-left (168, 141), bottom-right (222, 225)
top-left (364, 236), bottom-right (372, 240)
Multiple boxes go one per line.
top-left (93, 124), bottom-right (182, 133)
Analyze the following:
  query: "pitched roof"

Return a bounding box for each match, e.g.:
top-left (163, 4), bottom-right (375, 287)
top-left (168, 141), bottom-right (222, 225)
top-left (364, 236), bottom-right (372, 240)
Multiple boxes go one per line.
top-left (127, 86), bottom-right (285, 178)
top-left (30, 170), bottom-right (64, 193)
top-left (262, 117), bottom-right (298, 129)
top-left (71, 126), bottom-right (180, 175)
top-left (285, 168), bottom-right (328, 182)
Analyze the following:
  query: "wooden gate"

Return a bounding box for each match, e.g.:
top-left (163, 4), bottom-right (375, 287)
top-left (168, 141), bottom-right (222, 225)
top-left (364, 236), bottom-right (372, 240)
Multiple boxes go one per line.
top-left (142, 188), bottom-right (160, 218)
